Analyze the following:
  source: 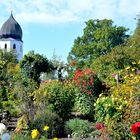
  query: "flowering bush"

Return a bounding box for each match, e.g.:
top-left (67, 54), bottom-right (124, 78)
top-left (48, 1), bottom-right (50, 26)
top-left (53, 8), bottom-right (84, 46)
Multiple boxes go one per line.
top-left (72, 68), bottom-right (100, 95)
top-left (72, 68), bottom-right (102, 117)
top-left (31, 125), bottom-right (50, 139)
top-left (94, 63), bottom-right (140, 139)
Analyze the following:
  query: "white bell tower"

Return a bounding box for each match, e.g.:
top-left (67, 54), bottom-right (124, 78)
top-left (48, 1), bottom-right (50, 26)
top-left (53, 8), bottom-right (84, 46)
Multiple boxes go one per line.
top-left (0, 13), bottom-right (23, 60)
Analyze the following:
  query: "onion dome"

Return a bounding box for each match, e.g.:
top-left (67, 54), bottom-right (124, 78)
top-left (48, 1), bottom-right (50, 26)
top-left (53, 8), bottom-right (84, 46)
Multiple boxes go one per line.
top-left (0, 13), bottom-right (22, 41)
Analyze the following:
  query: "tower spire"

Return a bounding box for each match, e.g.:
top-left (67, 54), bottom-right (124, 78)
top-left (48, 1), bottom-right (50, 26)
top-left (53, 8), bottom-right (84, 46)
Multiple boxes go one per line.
top-left (10, 10), bottom-right (13, 17)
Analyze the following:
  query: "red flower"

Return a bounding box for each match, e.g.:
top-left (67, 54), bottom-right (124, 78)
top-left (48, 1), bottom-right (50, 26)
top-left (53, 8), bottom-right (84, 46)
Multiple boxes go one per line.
top-left (96, 122), bottom-right (105, 130)
top-left (72, 68), bottom-right (95, 95)
top-left (88, 89), bottom-right (92, 95)
top-left (84, 68), bottom-right (93, 75)
top-left (90, 77), bottom-right (94, 84)
top-left (131, 122), bottom-right (140, 134)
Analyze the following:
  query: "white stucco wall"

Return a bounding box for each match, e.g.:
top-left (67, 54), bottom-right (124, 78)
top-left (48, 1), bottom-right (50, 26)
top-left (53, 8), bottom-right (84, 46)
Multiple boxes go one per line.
top-left (0, 39), bottom-right (23, 60)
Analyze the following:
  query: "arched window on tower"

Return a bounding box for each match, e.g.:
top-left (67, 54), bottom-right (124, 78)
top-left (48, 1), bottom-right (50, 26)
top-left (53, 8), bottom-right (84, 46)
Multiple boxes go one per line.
top-left (4, 44), bottom-right (7, 51)
top-left (13, 44), bottom-right (16, 49)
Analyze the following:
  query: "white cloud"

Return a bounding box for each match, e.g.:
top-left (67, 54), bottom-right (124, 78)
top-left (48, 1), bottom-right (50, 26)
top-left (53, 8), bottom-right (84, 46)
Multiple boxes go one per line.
top-left (118, 0), bottom-right (140, 18)
top-left (0, 0), bottom-right (139, 24)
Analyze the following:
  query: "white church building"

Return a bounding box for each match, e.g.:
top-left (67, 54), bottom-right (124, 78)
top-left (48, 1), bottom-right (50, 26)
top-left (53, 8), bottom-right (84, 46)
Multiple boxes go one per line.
top-left (0, 13), bottom-right (23, 60)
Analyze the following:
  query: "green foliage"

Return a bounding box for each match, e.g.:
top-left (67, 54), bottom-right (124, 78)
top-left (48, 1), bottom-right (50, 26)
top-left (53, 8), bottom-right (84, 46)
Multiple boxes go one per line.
top-left (94, 95), bottom-right (129, 139)
top-left (0, 50), bottom-right (20, 115)
top-left (94, 65), bottom-right (140, 139)
top-left (72, 68), bottom-right (102, 118)
top-left (0, 49), bottom-right (17, 81)
top-left (17, 115), bottom-right (29, 129)
top-left (44, 80), bottom-right (75, 120)
top-left (130, 16), bottom-right (140, 47)
top-left (90, 45), bottom-right (140, 84)
top-left (13, 78), bottom-right (38, 124)
top-left (20, 51), bottom-right (53, 84)
top-left (74, 91), bottom-right (95, 117)
top-left (11, 132), bottom-right (31, 140)
top-left (65, 118), bottom-right (93, 138)
top-left (95, 95), bottom-right (127, 122)
top-left (68, 19), bottom-right (128, 67)
top-left (90, 18), bottom-right (140, 84)
top-left (31, 105), bottom-right (61, 138)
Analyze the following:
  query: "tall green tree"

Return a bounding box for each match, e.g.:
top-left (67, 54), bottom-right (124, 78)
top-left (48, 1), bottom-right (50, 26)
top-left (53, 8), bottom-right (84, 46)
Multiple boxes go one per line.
top-left (0, 50), bottom-right (21, 116)
top-left (90, 18), bottom-right (140, 83)
top-left (68, 19), bottom-right (129, 67)
top-left (0, 49), bottom-right (17, 81)
top-left (130, 16), bottom-right (140, 47)
top-left (20, 51), bottom-right (53, 84)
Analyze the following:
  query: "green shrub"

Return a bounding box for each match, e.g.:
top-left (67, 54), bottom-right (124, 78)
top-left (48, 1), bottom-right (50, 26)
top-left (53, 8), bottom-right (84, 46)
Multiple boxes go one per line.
top-left (94, 65), bottom-right (140, 139)
top-left (44, 80), bottom-right (75, 120)
top-left (65, 118), bottom-right (93, 138)
top-left (72, 68), bottom-right (102, 119)
top-left (11, 132), bottom-right (31, 140)
top-left (31, 104), bottom-right (61, 138)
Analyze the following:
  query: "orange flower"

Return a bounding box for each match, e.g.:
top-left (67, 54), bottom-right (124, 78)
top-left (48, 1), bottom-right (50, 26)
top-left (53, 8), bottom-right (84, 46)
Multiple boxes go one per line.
top-left (15, 128), bottom-right (20, 133)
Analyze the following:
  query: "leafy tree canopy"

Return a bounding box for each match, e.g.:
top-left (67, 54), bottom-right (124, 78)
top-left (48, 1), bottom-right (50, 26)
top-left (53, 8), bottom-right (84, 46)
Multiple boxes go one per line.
top-left (68, 19), bottom-right (129, 67)
top-left (20, 51), bottom-right (53, 84)
top-left (0, 49), bottom-right (18, 83)
top-left (91, 45), bottom-right (140, 82)
top-left (90, 18), bottom-right (140, 84)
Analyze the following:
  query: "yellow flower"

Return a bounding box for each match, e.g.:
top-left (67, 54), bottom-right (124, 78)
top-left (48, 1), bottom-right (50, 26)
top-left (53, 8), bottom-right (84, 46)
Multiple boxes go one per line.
top-left (130, 74), bottom-right (134, 77)
top-left (124, 75), bottom-right (128, 79)
top-left (138, 61), bottom-right (140, 64)
top-left (132, 68), bottom-right (135, 71)
top-left (132, 61), bottom-right (136, 64)
top-left (125, 66), bottom-right (130, 70)
top-left (96, 99), bottom-right (99, 104)
top-left (112, 98), bottom-right (115, 103)
top-left (31, 129), bottom-right (40, 139)
top-left (53, 137), bottom-right (58, 140)
top-left (43, 125), bottom-right (49, 131)
top-left (108, 104), bottom-right (111, 107)
top-left (118, 105), bottom-right (122, 110)
top-left (124, 101), bottom-right (128, 104)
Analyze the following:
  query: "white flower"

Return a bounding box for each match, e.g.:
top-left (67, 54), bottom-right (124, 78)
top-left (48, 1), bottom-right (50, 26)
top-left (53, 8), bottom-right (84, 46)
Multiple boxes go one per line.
top-left (0, 123), bottom-right (6, 134)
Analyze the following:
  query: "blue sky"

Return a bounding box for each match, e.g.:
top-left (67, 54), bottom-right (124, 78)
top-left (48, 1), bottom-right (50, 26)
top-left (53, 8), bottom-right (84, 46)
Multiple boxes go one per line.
top-left (0, 0), bottom-right (140, 62)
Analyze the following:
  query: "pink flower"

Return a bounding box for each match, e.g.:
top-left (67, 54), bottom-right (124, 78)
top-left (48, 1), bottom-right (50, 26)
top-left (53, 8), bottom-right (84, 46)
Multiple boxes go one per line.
top-left (88, 89), bottom-right (92, 95)
top-left (96, 122), bottom-right (105, 130)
